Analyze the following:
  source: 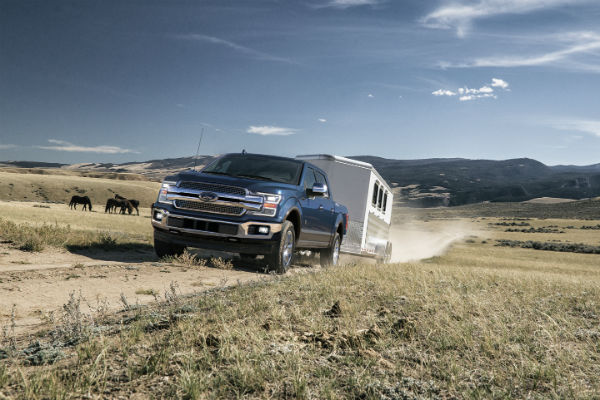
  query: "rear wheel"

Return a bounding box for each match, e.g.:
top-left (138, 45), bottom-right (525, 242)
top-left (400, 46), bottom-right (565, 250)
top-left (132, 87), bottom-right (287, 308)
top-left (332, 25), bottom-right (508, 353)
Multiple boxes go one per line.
top-left (320, 232), bottom-right (341, 267)
top-left (265, 221), bottom-right (295, 274)
top-left (154, 237), bottom-right (186, 258)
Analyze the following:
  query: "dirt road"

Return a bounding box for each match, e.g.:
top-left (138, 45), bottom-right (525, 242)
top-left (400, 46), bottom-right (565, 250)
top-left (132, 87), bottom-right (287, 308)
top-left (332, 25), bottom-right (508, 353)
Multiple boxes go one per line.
top-left (0, 244), bottom-right (275, 335)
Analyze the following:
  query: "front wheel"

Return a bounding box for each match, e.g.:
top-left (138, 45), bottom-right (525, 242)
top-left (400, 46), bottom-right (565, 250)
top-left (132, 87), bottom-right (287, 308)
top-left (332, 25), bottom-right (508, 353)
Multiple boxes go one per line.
top-left (320, 232), bottom-right (341, 267)
top-left (265, 221), bottom-right (295, 274)
top-left (154, 237), bottom-right (186, 258)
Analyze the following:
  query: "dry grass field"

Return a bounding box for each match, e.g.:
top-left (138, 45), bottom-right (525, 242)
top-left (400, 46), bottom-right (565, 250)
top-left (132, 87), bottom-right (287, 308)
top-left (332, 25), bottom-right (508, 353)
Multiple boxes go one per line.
top-left (0, 169), bottom-right (160, 205)
top-left (0, 171), bottom-right (599, 398)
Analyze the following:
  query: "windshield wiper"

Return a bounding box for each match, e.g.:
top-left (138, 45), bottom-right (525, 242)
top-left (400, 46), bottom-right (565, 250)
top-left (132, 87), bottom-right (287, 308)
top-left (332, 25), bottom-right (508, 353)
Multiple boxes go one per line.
top-left (235, 174), bottom-right (277, 182)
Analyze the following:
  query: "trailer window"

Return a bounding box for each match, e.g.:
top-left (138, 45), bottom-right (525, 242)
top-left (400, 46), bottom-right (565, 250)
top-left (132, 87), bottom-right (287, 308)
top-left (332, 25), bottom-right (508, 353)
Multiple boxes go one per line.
top-left (383, 192), bottom-right (388, 212)
top-left (378, 187), bottom-right (383, 209)
top-left (372, 182), bottom-right (379, 206)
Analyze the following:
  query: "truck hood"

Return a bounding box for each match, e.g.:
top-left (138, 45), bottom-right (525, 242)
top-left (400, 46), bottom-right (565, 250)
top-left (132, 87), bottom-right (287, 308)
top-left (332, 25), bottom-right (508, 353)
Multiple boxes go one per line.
top-left (170, 170), bottom-right (298, 194)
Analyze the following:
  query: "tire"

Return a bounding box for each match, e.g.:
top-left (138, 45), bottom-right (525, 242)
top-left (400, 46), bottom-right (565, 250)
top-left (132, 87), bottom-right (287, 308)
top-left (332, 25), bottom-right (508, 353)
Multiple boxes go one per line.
top-left (265, 220), bottom-right (295, 274)
top-left (154, 237), bottom-right (186, 258)
top-left (320, 232), bottom-right (341, 267)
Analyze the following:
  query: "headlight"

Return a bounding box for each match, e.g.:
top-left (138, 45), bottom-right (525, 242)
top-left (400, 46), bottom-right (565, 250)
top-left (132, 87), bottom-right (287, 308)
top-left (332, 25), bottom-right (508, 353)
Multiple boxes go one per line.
top-left (249, 192), bottom-right (281, 217)
top-left (157, 181), bottom-right (176, 204)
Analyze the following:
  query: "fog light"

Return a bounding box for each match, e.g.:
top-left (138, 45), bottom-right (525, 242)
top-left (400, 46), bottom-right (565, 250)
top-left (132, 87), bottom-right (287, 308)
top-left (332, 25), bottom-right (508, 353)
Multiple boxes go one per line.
top-left (154, 210), bottom-right (164, 221)
top-left (258, 226), bottom-right (269, 234)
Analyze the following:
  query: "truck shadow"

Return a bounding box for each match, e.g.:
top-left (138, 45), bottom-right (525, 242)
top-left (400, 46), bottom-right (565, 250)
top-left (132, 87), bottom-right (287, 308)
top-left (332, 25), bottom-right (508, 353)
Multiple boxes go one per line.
top-left (66, 243), bottom-right (158, 263)
top-left (65, 245), bottom-right (317, 274)
top-left (190, 249), bottom-right (319, 275)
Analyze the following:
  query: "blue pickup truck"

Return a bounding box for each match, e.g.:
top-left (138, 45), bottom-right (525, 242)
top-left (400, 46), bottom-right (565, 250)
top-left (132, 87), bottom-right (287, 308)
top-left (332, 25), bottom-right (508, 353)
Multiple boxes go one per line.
top-left (151, 153), bottom-right (349, 273)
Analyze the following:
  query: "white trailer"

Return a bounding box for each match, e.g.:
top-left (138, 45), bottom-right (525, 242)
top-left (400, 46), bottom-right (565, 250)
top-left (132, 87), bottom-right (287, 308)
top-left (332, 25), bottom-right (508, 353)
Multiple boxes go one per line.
top-left (296, 154), bottom-right (393, 261)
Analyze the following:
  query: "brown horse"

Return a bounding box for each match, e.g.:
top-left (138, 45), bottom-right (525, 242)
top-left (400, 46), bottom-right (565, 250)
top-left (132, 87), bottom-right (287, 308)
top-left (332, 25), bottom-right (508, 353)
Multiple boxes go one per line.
top-left (105, 198), bottom-right (133, 214)
top-left (69, 195), bottom-right (92, 211)
top-left (114, 194), bottom-right (139, 215)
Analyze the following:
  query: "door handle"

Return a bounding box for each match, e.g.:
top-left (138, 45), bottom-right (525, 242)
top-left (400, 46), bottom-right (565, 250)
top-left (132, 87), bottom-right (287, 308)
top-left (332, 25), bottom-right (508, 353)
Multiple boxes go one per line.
top-left (318, 205), bottom-right (324, 210)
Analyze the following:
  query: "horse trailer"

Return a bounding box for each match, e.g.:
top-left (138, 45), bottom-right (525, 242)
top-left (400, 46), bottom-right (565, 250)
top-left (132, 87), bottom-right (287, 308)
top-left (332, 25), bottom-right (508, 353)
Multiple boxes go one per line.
top-left (296, 154), bottom-right (393, 262)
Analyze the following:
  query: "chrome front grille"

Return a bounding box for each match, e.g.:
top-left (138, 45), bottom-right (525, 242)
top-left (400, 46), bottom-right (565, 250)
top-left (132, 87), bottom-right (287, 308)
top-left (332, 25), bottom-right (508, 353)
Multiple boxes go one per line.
top-left (178, 181), bottom-right (246, 197)
top-left (174, 200), bottom-right (244, 216)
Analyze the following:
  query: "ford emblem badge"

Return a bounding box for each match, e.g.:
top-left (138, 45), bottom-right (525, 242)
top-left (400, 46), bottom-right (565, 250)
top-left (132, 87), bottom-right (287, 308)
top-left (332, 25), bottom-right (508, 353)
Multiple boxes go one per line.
top-left (199, 192), bottom-right (218, 202)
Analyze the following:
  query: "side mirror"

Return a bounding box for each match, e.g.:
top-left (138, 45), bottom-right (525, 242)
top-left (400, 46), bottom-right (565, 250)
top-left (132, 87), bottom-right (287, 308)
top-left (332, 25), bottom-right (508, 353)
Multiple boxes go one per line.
top-left (310, 183), bottom-right (328, 196)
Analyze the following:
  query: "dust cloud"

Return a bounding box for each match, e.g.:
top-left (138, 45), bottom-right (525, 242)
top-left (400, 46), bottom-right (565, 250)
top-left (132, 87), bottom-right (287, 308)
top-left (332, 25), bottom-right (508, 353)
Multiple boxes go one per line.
top-left (389, 220), bottom-right (479, 263)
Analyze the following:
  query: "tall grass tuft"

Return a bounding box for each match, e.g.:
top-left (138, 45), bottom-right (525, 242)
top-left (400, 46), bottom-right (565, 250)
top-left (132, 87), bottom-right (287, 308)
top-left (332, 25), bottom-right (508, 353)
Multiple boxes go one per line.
top-left (0, 218), bottom-right (152, 253)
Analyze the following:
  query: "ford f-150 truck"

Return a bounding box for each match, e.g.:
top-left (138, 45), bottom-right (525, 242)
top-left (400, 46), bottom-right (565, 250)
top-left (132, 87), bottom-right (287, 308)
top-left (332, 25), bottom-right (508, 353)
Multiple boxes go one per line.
top-left (151, 153), bottom-right (349, 273)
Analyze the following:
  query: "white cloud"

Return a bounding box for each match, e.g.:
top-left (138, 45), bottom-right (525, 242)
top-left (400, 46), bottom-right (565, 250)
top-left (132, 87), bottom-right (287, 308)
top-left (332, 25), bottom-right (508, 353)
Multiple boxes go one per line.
top-left (549, 119), bottom-right (600, 137)
top-left (491, 78), bottom-right (509, 89)
top-left (38, 139), bottom-right (139, 154)
top-left (422, 0), bottom-right (588, 37)
top-left (318, 118), bottom-right (327, 123)
top-left (457, 85), bottom-right (494, 95)
top-left (0, 144), bottom-right (16, 150)
top-left (459, 93), bottom-right (496, 101)
top-left (247, 126), bottom-right (298, 136)
top-left (319, 0), bottom-right (383, 8)
top-left (433, 79), bottom-right (508, 101)
top-left (440, 32), bottom-right (600, 71)
top-left (173, 34), bottom-right (293, 64)
top-left (367, 93), bottom-right (374, 98)
top-left (432, 89), bottom-right (456, 96)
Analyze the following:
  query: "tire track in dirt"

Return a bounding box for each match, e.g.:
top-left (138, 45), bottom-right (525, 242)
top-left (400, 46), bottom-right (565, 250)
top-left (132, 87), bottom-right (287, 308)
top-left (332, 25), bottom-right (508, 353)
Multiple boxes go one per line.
top-left (0, 244), bottom-right (274, 335)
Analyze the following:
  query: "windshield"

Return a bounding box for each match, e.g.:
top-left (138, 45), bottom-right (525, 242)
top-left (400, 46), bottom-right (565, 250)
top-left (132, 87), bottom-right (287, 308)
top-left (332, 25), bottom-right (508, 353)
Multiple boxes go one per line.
top-left (202, 154), bottom-right (303, 185)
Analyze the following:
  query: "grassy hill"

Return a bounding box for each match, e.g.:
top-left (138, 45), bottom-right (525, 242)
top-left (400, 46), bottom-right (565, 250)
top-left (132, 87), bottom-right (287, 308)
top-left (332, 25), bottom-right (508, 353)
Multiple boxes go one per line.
top-left (0, 169), bottom-right (160, 206)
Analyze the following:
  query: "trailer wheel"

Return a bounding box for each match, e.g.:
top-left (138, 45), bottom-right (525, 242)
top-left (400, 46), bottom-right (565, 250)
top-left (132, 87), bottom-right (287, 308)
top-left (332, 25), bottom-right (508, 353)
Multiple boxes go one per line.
top-left (154, 237), bottom-right (186, 259)
top-left (320, 232), bottom-right (341, 267)
top-left (266, 220), bottom-right (295, 274)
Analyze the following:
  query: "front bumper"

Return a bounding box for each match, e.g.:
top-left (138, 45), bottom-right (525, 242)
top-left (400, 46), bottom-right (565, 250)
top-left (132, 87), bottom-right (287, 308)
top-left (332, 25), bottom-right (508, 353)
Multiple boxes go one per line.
top-left (151, 207), bottom-right (282, 254)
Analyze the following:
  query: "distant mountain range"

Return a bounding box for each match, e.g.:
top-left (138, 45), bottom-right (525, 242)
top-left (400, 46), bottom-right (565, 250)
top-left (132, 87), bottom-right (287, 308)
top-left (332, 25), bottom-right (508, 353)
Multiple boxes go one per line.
top-left (2, 155), bottom-right (600, 207)
top-left (351, 156), bottom-right (600, 207)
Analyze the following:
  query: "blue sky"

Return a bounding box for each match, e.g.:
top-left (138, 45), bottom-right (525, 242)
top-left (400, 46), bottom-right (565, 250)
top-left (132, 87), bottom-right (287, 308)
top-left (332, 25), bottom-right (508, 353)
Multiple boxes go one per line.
top-left (1, 0), bottom-right (599, 165)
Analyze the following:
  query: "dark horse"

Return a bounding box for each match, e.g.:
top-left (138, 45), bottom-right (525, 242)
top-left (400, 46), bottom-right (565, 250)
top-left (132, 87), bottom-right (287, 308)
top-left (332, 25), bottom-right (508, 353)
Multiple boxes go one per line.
top-left (114, 194), bottom-right (139, 215)
top-left (69, 195), bottom-right (92, 211)
top-left (105, 198), bottom-right (133, 214)
top-left (105, 198), bottom-right (119, 213)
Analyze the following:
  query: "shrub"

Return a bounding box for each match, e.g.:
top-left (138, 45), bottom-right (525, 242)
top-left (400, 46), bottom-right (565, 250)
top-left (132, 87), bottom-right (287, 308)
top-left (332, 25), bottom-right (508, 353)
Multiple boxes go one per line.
top-left (98, 232), bottom-right (118, 249)
top-left (496, 239), bottom-right (600, 254)
top-left (18, 235), bottom-right (44, 252)
top-left (161, 250), bottom-right (207, 267)
top-left (211, 257), bottom-right (234, 270)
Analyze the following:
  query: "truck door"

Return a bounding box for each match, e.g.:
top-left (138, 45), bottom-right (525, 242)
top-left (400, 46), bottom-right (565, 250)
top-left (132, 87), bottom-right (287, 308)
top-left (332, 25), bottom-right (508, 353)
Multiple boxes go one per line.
top-left (314, 170), bottom-right (336, 243)
top-left (298, 167), bottom-right (322, 244)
